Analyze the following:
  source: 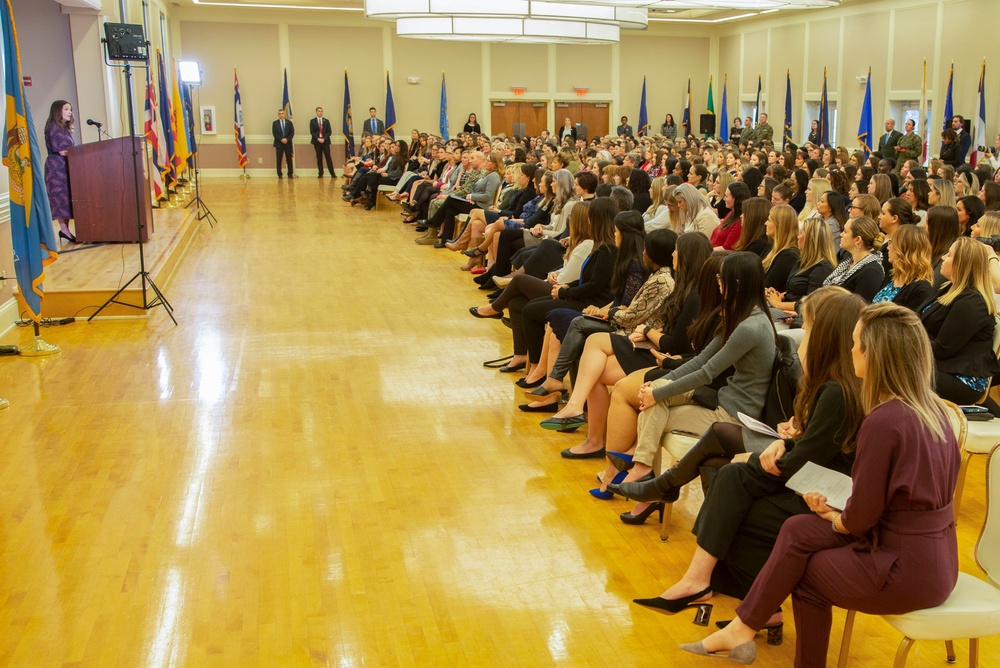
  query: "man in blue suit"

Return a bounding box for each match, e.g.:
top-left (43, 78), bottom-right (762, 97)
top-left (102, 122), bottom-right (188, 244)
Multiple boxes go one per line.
top-left (363, 107), bottom-right (385, 136)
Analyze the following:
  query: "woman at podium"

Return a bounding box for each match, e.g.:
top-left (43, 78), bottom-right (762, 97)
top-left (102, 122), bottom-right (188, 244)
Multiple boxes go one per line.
top-left (44, 99), bottom-right (76, 243)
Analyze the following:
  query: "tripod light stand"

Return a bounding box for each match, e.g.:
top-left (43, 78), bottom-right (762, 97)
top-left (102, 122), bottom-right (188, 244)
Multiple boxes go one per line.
top-left (88, 23), bottom-right (176, 325)
top-left (178, 60), bottom-right (217, 227)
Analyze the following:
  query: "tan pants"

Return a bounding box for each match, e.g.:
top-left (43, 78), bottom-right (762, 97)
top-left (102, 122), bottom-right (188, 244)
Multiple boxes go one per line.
top-left (633, 379), bottom-right (738, 468)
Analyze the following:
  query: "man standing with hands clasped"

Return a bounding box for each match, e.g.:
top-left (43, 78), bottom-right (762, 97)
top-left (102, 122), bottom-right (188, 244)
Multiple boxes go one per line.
top-left (363, 107), bottom-right (384, 136)
top-left (273, 108), bottom-right (295, 178)
top-left (310, 107), bottom-right (335, 178)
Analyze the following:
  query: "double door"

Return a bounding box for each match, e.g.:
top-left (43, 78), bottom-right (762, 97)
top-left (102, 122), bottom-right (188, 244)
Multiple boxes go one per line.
top-left (554, 102), bottom-right (610, 142)
top-left (491, 101), bottom-right (548, 138)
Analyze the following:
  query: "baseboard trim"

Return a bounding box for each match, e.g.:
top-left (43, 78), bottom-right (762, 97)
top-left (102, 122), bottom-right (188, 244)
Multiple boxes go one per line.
top-left (198, 168), bottom-right (342, 179)
top-left (0, 296), bottom-right (18, 338)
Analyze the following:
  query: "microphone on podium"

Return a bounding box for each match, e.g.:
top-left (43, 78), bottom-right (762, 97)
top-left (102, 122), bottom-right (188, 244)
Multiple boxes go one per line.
top-left (86, 118), bottom-right (103, 127)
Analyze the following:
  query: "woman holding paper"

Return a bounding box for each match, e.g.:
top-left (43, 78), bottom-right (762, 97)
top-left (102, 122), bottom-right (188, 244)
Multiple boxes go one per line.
top-left (620, 288), bottom-right (864, 635)
top-left (679, 302), bottom-right (961, 666)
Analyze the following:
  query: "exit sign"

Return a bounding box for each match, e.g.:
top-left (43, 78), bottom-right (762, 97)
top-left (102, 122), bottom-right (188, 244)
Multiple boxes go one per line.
top-left (22, 76), bottom-right (31, 87)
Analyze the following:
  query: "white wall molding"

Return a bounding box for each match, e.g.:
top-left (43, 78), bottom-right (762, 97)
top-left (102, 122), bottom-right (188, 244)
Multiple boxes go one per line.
top-left (0, 297), bottom-right (18, 339)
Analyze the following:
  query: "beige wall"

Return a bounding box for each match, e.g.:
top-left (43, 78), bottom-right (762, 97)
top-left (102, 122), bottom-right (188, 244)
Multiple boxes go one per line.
top-left (715, 0), bottom-right (1000, 148)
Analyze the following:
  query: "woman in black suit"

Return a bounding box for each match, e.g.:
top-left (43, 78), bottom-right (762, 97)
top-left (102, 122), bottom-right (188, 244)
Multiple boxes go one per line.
top-left (871, 224), bottom-right (934, 311)
top-left (940, 129), bottom-right (962, 168)
top-left (822, 216), bottom-right (885, 302)
top-left (463, 113), bottom-right (482, 134)
top-left (920, 236), bottom-right (1000, 414)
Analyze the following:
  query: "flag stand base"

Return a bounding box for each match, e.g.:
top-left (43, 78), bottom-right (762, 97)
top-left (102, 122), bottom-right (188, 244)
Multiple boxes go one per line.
top-left (20, 336), bottom-right (60, 357)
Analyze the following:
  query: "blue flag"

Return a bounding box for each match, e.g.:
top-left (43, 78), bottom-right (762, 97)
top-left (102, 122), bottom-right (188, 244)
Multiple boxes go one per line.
top-left (720, 76), bottom-right (729, 143)
top-left (282, 68), bottom-right (293, 119)
top-left (439, 72), bottom-right (449, 141)
top-left (754, 75), bottom-right (762, 125)
top-left (783, 70), bottom-right (793, 151)
top-left (384, 71), bottom-right (396, 139)
top-left (857, 67), bottom-right (873, 159)
top-left (342, 70), bottom-right (355, 159)
top-left (819, 68), bottom-right (830, 147)
top-left (2, 0), bottom-right (58, 322)
top-left (637, 75), bottom-right (649, 137)
top-left (682, 78), bottom-right (691, 138)
top-left (942, 63), bottom-right (954, 131)
top-left (156, 51), bottom-right (175, 187)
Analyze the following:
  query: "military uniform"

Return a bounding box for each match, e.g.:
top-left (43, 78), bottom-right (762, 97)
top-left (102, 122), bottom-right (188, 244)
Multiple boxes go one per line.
top-left (893, 132), bottom-right (922, 173)
top-left (741, 125), bottom-right (757, 146)
top-left (755, 122), bottom-right (774, 144)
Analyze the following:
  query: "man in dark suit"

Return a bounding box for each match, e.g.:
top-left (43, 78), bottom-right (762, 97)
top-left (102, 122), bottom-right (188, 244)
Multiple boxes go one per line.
top-left (272, 109), bottom-right (294, 178)
top-left (617, 116), bottom-right (633, 138)
top-left (362, 107), bottom-right (385, 136)
top-left (876, 118), bottom-right (903, 156)
top-left (952, 115), bottom-right (972, 165)
top-left (310, 106), bottom-right (335, 178)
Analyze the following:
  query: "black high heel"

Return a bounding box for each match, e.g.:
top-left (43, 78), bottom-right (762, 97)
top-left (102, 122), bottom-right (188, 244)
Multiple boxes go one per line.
top-left (715, 620), bottom-right (784, 646)
top-left (59, 230), bottom-right (76, 243)
top-left (610, 477), bottom-right (682, 504)
top-left (619, 500), bottom-right (665, 525)
top-left (515, 377), bottom-right (545, 389)
top-left (633, 585), bottom-right (713, 613)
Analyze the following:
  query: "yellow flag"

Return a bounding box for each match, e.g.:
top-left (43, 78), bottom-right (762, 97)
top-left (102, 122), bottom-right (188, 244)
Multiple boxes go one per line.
top-left (171, 59), bottom-right (190, 170)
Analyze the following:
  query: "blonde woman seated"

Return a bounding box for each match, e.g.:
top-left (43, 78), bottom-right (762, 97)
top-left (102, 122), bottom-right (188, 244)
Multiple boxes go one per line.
top-left (797, 177), bottom-right (832, 223)
top-left (674, 184), bottom-right (720, 238)
top-left (870, 224), bottom-right (934, 311)
top-left (766, 217), bottom-right (838, 321)
top-left (455, 163), bottom-right (538, 257)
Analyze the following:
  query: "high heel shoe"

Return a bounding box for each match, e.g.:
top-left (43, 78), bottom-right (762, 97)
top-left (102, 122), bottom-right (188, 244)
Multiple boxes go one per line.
top-left (589, 470), bottom-right (626, 499)
top-left (715, 621), bottom-right (783, 646)
top-left (679, 640), bottom-right (756, 664)
top-left (59, 230), bottom-right (76, 243)
top-left (515, 377), bottom-right (545, 389)
top-left (611, 472), bottom-right (682, 503)
top-left (463, 246), bottom-right (487, 258)
top-left (619, 500), bottom-right (665, 525)
top-left (525, 383), bottom-right (562, 397)
top-left (606, 451), bottom-right (634, 472)
top-left (634, 585), bottom-right (713, 614)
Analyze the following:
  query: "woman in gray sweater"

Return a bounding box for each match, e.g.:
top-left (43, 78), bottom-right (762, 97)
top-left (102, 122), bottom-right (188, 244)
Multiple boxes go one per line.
top-left (592, 252), bottom-right (777, 523)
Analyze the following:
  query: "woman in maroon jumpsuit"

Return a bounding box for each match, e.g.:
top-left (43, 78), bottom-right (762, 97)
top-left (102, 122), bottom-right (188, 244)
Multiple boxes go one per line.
top-left (680, 302), bottom-right (962, 667)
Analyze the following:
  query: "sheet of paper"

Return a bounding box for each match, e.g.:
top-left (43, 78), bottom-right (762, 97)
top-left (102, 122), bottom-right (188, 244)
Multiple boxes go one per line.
top-left (785, 461), bottom-right (854, 511)
top-left (738, 412), bottom-right (781, 438)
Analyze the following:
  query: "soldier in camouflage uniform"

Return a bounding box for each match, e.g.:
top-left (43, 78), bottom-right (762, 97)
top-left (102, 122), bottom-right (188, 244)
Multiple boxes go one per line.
top-left (893, 119), bottom-right (921, 175)
top-left (755, 113), bottom-right (774, 144)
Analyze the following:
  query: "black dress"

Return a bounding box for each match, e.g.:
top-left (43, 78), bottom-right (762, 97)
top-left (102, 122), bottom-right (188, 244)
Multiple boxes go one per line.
top-left (463, 122), bottom-right (482, 134)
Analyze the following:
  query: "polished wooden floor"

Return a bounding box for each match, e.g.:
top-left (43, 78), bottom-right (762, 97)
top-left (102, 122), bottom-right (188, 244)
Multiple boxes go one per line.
top-left (0, 177), bottom-right (996, 667)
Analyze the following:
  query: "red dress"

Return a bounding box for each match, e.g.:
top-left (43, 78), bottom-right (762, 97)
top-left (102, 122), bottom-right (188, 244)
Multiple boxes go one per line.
top-left (734, 399), bottom-right (960, 668)
top-left (710, 216), bottom-right (742, 250)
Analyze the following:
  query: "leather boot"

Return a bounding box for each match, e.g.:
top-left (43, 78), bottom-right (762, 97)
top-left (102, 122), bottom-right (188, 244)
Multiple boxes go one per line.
top-left (445, 225), bottom-right (472, 251)
top-left (415, 226), bottom-right (440, 245)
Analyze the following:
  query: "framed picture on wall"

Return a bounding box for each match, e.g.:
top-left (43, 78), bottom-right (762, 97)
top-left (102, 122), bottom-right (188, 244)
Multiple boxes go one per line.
top-left (199, 106), bottom-right (216, 135)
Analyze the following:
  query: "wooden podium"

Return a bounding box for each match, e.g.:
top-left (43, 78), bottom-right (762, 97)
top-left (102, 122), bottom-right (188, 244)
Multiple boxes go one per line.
top-left (67, 136), bottom-right (154, 243)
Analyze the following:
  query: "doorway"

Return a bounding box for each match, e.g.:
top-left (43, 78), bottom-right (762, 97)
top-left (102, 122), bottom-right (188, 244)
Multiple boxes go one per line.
top-left (491, 101), bottom-right (548, 138)
top-left (554, 102), bottom-right (610, 142)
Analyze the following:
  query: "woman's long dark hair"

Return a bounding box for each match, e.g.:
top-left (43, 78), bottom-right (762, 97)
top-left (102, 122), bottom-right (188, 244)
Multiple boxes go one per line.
top-left (687, 253), bottom-right (727, 351)
top-left (46, 99), bottom-right (72, 131)
top-left (660, 232), bottom-right (713, 329)
top-left (718, 251), bottom-right (771, 342)
top-left (611, 211), bottom-right (649, 296)
top-left (627, 168), bottom-right (651, 197)
top-left (825, 191), bottom-right (848, 232)
top-left (721, 182), bottom-right (751, 230)
top-left (793, 289), bottom-right (866, 453)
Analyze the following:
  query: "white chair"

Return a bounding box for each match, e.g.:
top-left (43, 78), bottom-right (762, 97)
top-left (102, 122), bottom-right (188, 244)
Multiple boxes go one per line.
top-left (954, 314), bottom-right (1000, 520)
top-left (955, 419), bottom-right (1000, 521)
top-left (656, 430), bottom-right (699, 541)
top-left (837, 442), bottom-right (1000, 667)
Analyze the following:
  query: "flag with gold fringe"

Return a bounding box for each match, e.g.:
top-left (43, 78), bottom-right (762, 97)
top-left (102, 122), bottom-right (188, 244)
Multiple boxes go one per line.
top-left (1, 0), bottom-right (58, 322)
